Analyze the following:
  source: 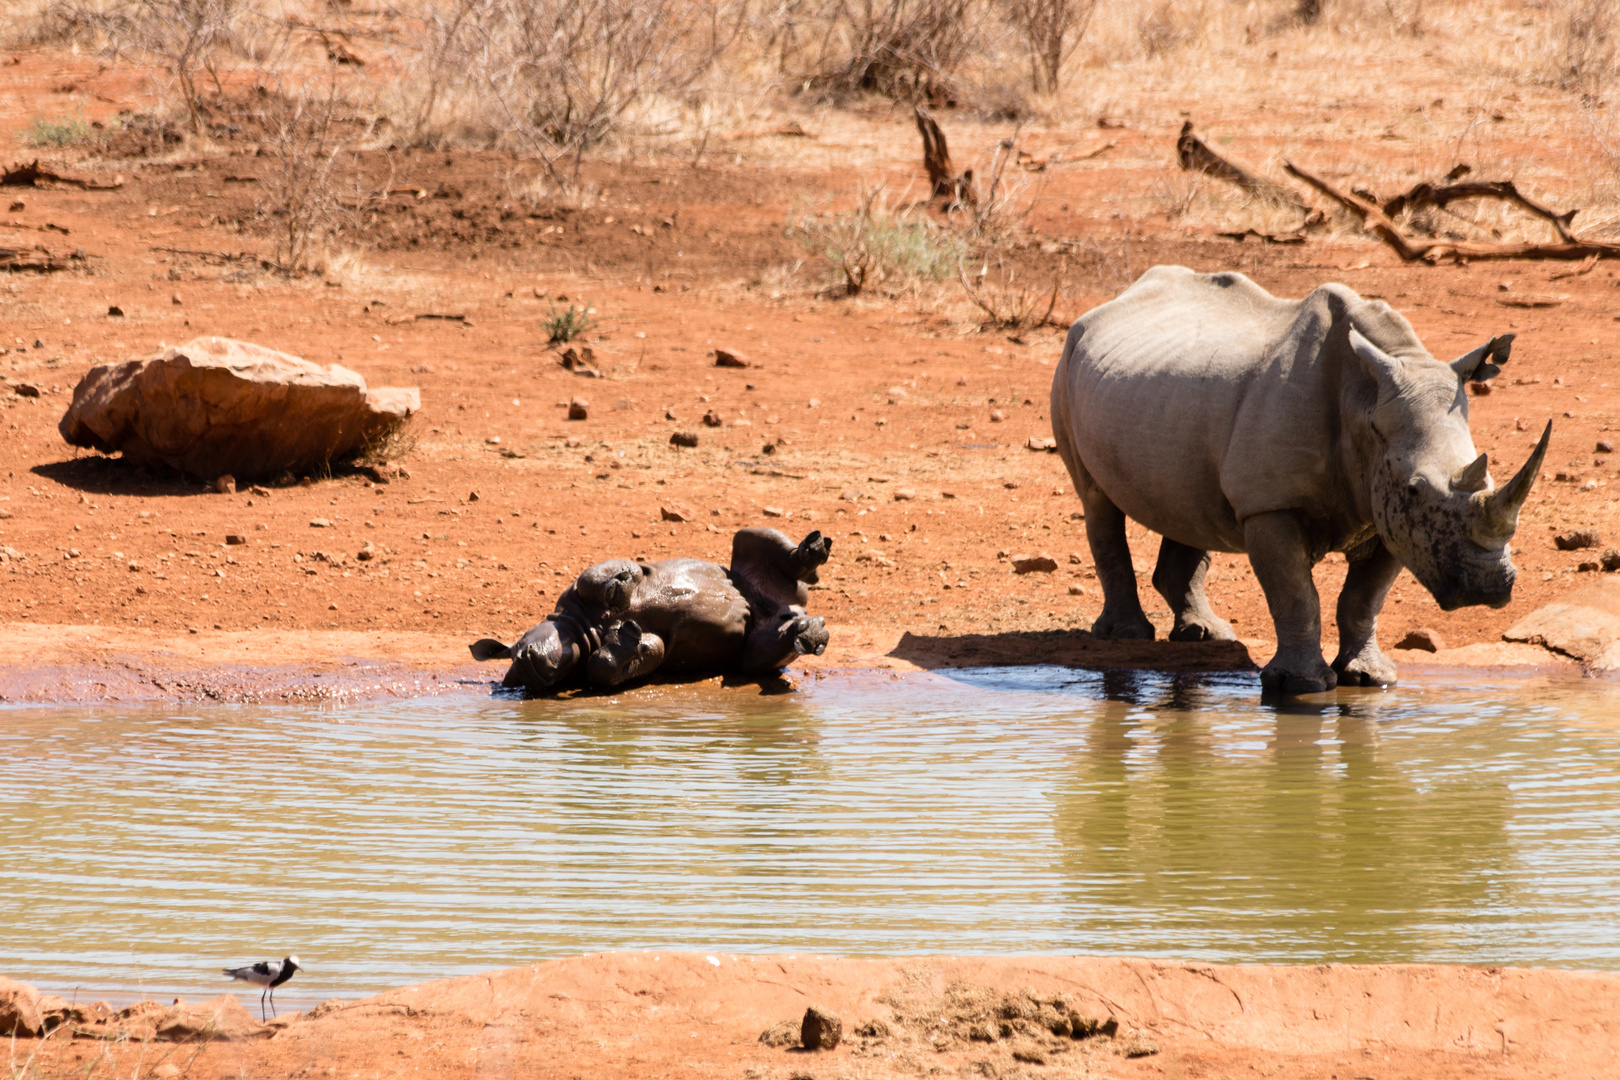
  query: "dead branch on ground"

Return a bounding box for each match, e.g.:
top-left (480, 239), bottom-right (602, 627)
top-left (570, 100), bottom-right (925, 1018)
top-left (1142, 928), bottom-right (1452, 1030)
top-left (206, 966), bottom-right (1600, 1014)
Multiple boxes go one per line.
top-left (1176, 121), bottom-right (1316, 218)
top-left (1283, 161), bottom-right (1620, 262)
top-left (914, 106), bottom-right (973, 208)
top-left (1382, 179), bottom-right (1578, 242)
top-left (3, 161), bottom-right (123, 190)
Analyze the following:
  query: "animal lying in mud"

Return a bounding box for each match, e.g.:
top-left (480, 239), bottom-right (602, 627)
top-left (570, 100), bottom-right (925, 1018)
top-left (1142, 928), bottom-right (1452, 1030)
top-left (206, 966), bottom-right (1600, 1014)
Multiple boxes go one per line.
top-left (471, 527), bottom-right (831, 693)
top-left (1051, 265), bottom-right (1549, 694)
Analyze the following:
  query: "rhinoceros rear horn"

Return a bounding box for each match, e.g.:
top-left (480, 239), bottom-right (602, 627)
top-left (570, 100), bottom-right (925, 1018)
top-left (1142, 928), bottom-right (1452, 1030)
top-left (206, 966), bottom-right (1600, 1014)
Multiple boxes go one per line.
top-left (1485, 420), bottom-right (1551, 532)
top-left (1452, 452), bottom-right (1490, 493)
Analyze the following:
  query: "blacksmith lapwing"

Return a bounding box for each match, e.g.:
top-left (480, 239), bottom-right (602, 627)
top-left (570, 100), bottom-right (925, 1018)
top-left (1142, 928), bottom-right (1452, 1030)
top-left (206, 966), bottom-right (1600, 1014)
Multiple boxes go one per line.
top-left (222, 955), bottom-right (302, 1020)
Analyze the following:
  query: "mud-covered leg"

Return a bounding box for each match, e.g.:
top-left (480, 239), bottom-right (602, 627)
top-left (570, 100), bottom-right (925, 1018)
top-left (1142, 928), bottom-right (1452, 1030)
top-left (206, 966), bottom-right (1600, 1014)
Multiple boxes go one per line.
top-left (1332, 537), bottom-right (1402, 686)
top-left (1243, 511), bottom-right (1336, 693)
top-left (1082, 489), bottom-right (1154, 640)
top-left (1152, 537), bottom-right (1236, 643)
top-left (585, 621), bottom-right (667, 688)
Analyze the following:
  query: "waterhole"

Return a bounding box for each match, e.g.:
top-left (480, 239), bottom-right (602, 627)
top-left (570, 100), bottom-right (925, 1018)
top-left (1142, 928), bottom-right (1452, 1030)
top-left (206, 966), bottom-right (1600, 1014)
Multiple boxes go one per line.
top-left (4, 667), bottom-right (1620, 1007)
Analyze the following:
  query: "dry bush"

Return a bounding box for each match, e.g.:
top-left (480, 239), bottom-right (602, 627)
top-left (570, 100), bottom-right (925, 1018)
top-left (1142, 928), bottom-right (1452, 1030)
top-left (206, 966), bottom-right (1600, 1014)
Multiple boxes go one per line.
top-left (1553, 0), bottom-right (1620, 96)
top-left (1001, 0), bottom-right (1095, 92)
top-left (1133, 0), bottom-right (1210, 57)
top-left (765, 0), bottom-right (982, 101)
top-left (253, 82), bottom-right (385, 275)
top-left (958, 251), bottom-right (1061, 329)
top-left (42, 0), bottom-right (251, 133)
top-left (394, 0), bottom-right (740, 182)
top-left (788, 183), bottom-right (964, 296)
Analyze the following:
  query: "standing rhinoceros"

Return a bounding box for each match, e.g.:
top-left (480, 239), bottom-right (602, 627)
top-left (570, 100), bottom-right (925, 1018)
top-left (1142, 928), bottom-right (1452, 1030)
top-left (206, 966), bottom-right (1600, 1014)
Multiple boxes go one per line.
top-left (1050, 265), bottom-right (1549, 693)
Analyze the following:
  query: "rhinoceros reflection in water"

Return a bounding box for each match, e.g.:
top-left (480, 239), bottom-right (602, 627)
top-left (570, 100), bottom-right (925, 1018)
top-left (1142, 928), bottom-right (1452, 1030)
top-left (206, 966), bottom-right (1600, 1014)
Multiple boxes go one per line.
top-left (471, 527), bottom-right (830, 693)
top-left (1051, 265), bottom-right (1549, 694)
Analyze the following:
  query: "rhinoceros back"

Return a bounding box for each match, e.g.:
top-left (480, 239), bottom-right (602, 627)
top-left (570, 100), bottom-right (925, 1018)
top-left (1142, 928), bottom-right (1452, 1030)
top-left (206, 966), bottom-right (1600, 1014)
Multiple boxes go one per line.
top-left (1051, 265), bottom-right (1397, 554)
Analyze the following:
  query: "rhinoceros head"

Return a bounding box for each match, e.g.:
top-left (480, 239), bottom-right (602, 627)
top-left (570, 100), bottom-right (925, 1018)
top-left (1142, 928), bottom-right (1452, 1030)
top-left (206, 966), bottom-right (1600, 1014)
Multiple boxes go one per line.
top-left (1349, 328), bottom-right (1549, 612)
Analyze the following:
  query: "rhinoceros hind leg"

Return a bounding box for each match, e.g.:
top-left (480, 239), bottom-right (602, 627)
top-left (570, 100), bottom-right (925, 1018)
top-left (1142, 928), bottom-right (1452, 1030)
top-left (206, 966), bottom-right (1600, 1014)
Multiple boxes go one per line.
top-left (1332, 538), bottom-right (1402, 687)
top-left (586, 620), bottom-right (667, 688)
top-left (1152, 537), bottom-right (1236, 643)
top-left (1245, 511), bottom-right (1336, 694)
top-left (1082, 489), bottom-right (1155, 640)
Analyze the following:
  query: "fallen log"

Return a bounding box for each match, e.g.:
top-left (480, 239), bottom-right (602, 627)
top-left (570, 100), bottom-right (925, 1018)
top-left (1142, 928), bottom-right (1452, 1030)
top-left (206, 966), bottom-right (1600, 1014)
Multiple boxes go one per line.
top-left (2, 160), bottom-right (123, 190)
top-left (1176, 121), bottom-right (1314, 214)
top-left (1382, 178), bottom-right (1577, 242)
top-left (0, 246), bottom-right (70, 272)
top-left (1283, 160), bottom-right (1620, 262)
top-left (1217, 228), bottom-right (1307, 244)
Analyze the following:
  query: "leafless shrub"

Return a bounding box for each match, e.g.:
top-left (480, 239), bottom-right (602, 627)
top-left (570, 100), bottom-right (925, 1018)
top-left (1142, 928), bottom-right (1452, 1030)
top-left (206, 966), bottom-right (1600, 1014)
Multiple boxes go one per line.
top-left (957, 129), bottom-right (1039, 245)
top-left (44, 0), bottom-right (247, 134)
top-left (253, 83), bottom-right (384, 275)
top-left (1134, 0), bottom-right (1208, 57)
top-left (1000, 0), bottom-right (1095, 92)
top-left (407, 0), bottom-right (740, 185)
top-left (958, 252), bottom-right (1061, 329)
top-left (775, 0), bottom-right (982, 102)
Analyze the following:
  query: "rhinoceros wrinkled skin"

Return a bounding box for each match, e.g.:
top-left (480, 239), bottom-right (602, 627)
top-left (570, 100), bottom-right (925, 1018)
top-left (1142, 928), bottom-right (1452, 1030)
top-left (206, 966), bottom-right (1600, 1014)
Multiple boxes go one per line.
top-left (469, 527), bottom-right (831, 694)
top-left (1050, 265), bottom-right (1550, 694)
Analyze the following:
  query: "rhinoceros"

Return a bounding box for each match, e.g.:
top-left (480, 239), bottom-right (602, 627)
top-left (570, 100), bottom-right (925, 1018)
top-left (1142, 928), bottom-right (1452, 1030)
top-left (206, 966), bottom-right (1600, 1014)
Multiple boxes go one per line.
top-left (1050, 265), bottom-right (1549, 693)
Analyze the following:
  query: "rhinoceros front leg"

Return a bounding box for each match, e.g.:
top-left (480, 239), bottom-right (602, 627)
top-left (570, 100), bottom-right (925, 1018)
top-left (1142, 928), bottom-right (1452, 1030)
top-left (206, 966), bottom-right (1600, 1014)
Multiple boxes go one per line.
top-left (1243, 511), bottom-right (1337, 694)
top-left (1332, 538), bottom-right (1402, 687)
top-left (1082, 489), bottom-right (1155, 640)
top-left (1152, 537), bottom-right (1236, 643)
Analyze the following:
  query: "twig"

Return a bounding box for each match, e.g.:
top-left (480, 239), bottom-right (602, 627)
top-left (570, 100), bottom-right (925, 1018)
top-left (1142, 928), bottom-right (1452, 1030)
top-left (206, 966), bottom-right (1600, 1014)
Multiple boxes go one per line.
top-left (1177, 122), bottom-right (1313, 213)
top-left (719, 122), bottom-right (811, 141)
top-left (1217, 228), bottom-right (1307, 244)
top-left (3, 160), bottom-right (123, 190)
top-left (151, 246), bottom-right (258, 261)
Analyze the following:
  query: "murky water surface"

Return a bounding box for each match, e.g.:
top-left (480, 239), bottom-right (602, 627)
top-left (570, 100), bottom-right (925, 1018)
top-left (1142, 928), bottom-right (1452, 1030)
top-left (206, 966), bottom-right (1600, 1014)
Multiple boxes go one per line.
top-left (5, 668), bottom-right (1620, 1005)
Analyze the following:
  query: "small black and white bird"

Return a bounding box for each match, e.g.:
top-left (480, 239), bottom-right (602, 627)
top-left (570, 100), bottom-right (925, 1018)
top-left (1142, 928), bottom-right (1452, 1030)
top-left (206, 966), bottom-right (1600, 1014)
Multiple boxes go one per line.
top-left (222, 955), bottom-right (303, 1020)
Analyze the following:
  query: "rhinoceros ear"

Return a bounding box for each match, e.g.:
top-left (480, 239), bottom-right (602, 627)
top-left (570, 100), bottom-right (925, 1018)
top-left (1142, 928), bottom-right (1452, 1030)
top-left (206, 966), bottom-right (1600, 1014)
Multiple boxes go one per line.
top-left (1348, 328), bottom-right (1403, 399)
top-left (469, 638), bottom-right (513, 661)
top-left (1450, 333), bottom-right (1514, 383)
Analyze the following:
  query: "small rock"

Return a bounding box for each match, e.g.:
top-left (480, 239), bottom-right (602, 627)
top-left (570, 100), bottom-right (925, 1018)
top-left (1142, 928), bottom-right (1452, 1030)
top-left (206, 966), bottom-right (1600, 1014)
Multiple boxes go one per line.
top-left (564, 436), bottom-right (581, 448)
top-left (485, 436), bottom-right (501, 445)
top-left (1599, 440), bottom-right (1615, 454)
top-left (1011, 1045), bottom-right (1047, 1064)
top-left (0, 976), bottom-right (44, 1037)
top-left (154, 995), bottom-right (264, 1042)
top-left (1580, 560), bottom-right (1601, 572)
top-left (0, 508), bottom-right (11, 519)
top-left (171, 294), bottom-right (183, 305)
top-left (762, 506), bottom-right (786, 517)
top-left (1468, 381), bottom-right (1492, 396)
top-left (714, 348), bottom-right (750, 368)
top-left (702, 409), bottom-right (723, 427)
top-left (1026, 436), bottom-right (1057, 451)
top-left (759, 1019), bottom-right (800, 1047)
top-left (568, 397), bottom-right (589, 420)
top-left (225, 534), bottom-right (246, 545)
top-left (660, 503), bottom-right (697, 523)
top-left (214, 474), bottom-right (236, 494)
top-left (468, 490), bottom-right (480, 502)
top-left (669, 431), bottom-right (699, 448)
top-left (13, 383), bottom-right (40, 398)
top-left (1555, 529), bottom-right (1602, 550)
top-left (801, 1007), bottom-right (842, 1051)
top-left (309, 518), bottom-right (332, 528)
top-left (1395, 628), bottom-right (1445, 652)
top-left (989, 410), bottom-right (1005, 422)
top-left (1603, 548), bottom-right (1620, 572)
top-left (107, 305), bottom-right (124, 317)
top-left (1068, 584), bottom-right (1085, 596)
top-left (893, 488), bottom-right (916, 501)
top-left (1069, 552), bottom-right (1083, 564)
top-left (1013, 554), bottom-right (1058, 574)
top-left (328, 602), bottom-right (339, 610)
top-left (357, 542), bottom-right (376, 561)
top-left (7, 200), bottom-right (22, 212)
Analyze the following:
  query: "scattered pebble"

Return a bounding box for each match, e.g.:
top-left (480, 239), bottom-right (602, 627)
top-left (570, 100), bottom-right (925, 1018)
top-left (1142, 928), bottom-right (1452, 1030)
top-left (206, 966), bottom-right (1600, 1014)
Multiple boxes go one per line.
top-left (714, 348), bottom-right (750, 368)
top-left (225, 534), bottom-right (246, 545)
top-left (568, 397), bottom-right (589, 420)
top-left (660, 503), bottom-right (697, 523)
top-left (670, 431), bottom-right (699, 447)
top-left (309, 518), bottom-right (332, 528)
top-left (1395, 628), bottom-right (1445, 653)
top-left (1599, 440), bottom-right (1615, 454)
top-left (801, 1007), bottom-right (842, 1051)
top-left (1555, 529), bottom-right (1601, 550)
top-left (214, 475), bottom-right (235, 494)
top-left (702, 410), bottom-right (723, 427)
top-left (1012, 554), bottom-right (1058, 574)
top-left (989, 410), bottom-right (1005, 422)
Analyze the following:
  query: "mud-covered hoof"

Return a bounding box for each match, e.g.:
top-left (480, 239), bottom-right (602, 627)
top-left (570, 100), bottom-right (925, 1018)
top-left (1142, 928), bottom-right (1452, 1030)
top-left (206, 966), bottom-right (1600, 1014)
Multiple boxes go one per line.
top-left (1334, 649), bottom-right (1398, 687)
top-left (796, 530), bottom-right (832, 570)
top-left (1168, 615), bottom-right (1236, 643)
top-left (1092, 610), bottom-right (1156, 641)
top-left (792, 615), bottom-right (829, 657)
top-left (1260, 657), bottom-right (1338, 694)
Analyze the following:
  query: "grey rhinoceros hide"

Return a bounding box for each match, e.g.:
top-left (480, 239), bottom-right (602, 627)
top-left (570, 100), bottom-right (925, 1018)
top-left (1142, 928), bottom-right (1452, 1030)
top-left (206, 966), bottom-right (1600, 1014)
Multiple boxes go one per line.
top-left (1050, 265), bottom-right (1549, 695)
top-left (59, 336), bottom-right (419, 481)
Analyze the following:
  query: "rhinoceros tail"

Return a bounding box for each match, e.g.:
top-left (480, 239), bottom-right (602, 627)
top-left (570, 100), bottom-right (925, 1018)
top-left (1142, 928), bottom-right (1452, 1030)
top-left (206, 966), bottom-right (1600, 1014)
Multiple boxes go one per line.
top-left (469, 638), bottom-right (513, 661)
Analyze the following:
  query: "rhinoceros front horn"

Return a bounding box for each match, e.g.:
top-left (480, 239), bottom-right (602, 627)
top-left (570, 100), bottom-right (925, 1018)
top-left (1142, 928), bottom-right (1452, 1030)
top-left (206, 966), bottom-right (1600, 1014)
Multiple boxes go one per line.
top-left (1485, 419), bottom-right (1552, 533)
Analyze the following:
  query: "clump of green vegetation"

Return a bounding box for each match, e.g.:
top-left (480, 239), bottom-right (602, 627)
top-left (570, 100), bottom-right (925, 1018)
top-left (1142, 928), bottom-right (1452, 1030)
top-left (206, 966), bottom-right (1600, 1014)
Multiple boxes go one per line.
top-left (788, 184), bottom-right (965, 296)
top-left (24, 115), bottom-right (92, 147)
top-left (544, 300), bottom-right (596, 343)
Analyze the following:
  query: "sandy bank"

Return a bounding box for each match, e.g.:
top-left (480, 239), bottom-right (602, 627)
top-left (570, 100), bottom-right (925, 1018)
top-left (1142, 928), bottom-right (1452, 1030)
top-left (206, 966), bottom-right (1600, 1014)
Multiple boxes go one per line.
top-left (9, 953), bottom-right (1617, 1079)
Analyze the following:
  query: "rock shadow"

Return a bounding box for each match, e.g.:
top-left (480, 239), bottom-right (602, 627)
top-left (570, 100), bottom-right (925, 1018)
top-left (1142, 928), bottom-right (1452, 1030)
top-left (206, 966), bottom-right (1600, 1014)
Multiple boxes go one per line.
top-left (31, 455), bottom-right (388, 497)
top-left (888, 629), bottom-right (1257, 675)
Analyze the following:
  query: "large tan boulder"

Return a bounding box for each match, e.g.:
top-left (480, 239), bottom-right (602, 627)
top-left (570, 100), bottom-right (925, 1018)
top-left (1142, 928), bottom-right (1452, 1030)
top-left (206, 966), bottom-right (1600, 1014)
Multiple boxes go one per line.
top-left (1503, 577), bottom-right (1620, 673)
top-left (59, 337), bottom-right (418, 481)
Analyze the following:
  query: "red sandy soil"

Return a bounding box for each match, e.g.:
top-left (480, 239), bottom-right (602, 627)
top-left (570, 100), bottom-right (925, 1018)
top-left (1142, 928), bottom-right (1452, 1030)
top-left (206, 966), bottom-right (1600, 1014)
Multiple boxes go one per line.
top-left (14, 953), bottom-right (1620, 1080)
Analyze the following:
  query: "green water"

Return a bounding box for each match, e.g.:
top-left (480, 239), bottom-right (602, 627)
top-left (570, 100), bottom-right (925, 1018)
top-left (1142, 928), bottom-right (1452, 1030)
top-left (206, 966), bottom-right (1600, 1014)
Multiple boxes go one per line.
top-left (4, 668), bottom-right (1620, 1007)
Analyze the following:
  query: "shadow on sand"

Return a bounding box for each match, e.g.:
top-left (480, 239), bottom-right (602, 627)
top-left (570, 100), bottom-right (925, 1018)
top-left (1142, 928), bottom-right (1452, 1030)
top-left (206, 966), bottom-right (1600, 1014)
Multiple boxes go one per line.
top-left (888, 628), bottom-right (1258, 675)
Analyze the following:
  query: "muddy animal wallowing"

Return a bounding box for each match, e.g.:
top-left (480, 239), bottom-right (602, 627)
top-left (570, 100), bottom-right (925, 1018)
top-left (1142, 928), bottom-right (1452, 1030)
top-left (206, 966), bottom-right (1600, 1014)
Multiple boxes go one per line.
top-left (470, 527), bottom-right (831, 693)
top-left (1050, 265), bottom-right (1549, 694)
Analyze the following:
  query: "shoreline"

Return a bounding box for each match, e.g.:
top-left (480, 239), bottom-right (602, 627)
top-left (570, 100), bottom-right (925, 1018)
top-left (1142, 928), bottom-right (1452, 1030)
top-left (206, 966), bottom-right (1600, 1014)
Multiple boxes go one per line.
top-left (6, 953), bottom-right (1618, 1079)
top-left (0, 621), bottom-right (1583, 704)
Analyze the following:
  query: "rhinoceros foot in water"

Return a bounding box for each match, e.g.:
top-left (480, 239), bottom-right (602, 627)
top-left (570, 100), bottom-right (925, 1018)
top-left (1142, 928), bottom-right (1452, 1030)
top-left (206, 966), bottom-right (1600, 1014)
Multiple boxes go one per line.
top-left (469, 527), bottom-right (831, 694)
top-left (1050, 265), bottom-right (1549, 695)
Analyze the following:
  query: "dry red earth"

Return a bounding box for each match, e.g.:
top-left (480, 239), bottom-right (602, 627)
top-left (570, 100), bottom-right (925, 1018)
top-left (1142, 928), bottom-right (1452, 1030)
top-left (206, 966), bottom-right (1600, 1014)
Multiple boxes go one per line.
top-left (3, 29), bottom-right (1619, 1078)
